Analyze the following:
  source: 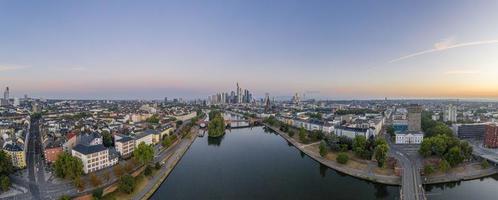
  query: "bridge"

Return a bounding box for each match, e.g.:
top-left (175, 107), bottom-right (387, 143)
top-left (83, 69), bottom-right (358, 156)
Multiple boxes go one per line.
top-left (386, 136), bottom-right (426, 200)
top-left (198, 118), bottom-right (262, 129)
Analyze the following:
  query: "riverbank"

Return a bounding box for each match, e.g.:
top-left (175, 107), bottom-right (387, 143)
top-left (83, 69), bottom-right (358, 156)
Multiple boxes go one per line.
top-left (133, 129), bottom-right (198, 200)
top-left (265, 124), bottom-right (402, 185)
top-left (423, 162), bottom-right (498, 184)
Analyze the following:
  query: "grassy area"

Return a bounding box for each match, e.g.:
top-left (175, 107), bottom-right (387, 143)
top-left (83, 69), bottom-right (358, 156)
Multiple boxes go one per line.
top-left (305, 143), bottom-right (396, 175)
top-left (102, 163), bottom-right (164, 200)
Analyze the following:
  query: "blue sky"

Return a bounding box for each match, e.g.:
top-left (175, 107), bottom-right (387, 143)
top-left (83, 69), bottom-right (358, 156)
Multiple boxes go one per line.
top-left (1, 1), bottom-right (498, 100)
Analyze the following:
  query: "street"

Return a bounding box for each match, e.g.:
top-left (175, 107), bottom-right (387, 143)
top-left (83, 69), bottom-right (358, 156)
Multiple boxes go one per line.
top-left (385, 134), bottom-right (425, 200)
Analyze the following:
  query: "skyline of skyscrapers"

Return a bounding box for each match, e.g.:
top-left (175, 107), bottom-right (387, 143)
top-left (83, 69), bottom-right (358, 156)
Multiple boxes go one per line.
top-left (208, 82), bottom-right (253, 105)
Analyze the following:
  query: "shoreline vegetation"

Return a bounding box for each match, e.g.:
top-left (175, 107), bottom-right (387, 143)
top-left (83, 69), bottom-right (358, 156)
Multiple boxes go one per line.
top-left (263, 119), bottom-right (498, 186)
top-left (208, 110), bottom-right (225, 138)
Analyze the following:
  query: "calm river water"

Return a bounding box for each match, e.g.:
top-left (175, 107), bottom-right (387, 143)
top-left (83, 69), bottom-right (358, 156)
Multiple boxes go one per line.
top-left (151, 126), bottom-right (400, 200)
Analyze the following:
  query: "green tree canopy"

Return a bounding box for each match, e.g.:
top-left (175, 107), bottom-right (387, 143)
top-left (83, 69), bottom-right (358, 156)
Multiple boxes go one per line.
top-left (336, 153), bottom-right (349, 164)
top-left (208, 112), bottom-right (225, 138)
top-left (118, 174), bottom-right (135, 194)
top-left (102, 131), bottom-right (113, 147)
top-left (439, 160), bottom-right (451, 173)
top-left (374, 144), bottom-right (389, 167)
top-left (319, 141), bottom-right (328, 157)
top-left (133, 142), bottom-right (154, 165)
top-left (445, 146), bottom-right (464, 167)
top-left (353, 135), bottom-right (367, 157)
top-left (0, 175), bottom-right (10, 192)
top-left (0, 151), bottom-right (13, 176)
top-left (145, 115), bottom-right (160, 124)
top-left (54, 152), bottom-right (84, 180)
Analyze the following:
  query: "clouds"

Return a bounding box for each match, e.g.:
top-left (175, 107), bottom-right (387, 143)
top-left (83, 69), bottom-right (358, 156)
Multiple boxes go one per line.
top-left (390, 39), bottom-right (498, 63)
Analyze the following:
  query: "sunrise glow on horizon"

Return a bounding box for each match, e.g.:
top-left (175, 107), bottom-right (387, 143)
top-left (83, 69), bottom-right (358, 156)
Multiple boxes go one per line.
top-left (1, 1), bottom-right (498, 100)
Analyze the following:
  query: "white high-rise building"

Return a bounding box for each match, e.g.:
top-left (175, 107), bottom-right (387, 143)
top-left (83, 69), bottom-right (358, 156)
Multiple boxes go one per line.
top-left (443, 104), bottom-right (457, 122)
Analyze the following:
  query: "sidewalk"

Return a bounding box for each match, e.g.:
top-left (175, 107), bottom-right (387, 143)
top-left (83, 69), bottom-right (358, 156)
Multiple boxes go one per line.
top-left (133, 129), bottom-right (198, 200)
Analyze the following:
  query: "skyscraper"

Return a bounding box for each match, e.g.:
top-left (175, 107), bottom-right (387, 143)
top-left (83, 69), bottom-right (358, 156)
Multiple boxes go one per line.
top-left (3, 86), bottom-right (9, 100)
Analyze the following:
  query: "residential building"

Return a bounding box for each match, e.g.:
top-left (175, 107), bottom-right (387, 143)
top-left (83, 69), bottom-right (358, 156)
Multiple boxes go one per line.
top-left (135, 131), bottom-right (153, 147)
top-left (44, 146), bottom-right (63, 163)
top-left (3, 142), bottom-right (26, 168)
top-left (72, 144), bottom-right (118, 174)
top-left (443, 104), bottom-right (457, 123)
top-left (335, 126), bottom-right (375, 139)
top-left (114, 134), bottom-right (135, 158)
top-left (484, 124), bottom-right (498, 148)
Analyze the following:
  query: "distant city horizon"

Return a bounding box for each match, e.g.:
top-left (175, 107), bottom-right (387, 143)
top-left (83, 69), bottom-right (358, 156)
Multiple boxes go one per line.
top-left (2, 1), bottom-right (498, 100)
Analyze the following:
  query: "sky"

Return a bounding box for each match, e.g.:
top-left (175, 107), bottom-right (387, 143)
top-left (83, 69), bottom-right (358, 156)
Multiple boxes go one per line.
top-left (1, 0), bottom-right (498, 100)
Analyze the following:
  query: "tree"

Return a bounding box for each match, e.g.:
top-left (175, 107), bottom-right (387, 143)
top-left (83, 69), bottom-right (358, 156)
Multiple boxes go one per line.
top-left (92, 188), bottom-right (103, 200)
top-left (155, 162), bottom-right (161, 170)
top-left (319, 141), bottom-right (328, 157)
top-left (176, 120), bottom-right (183, 126)
top-left (145, 115), bottom-right (160, 124)
top-left (325, 134), bottom-right (340, 151)
top-left (338, 136), bottom-right (353, 150)
top-left (424, 165), bottom-right (435, 175)
top-left (208, 112), bottom-right (225, 138)
top-left (102, 131), bottom-right (113, 147)
top-left (133, 142), bottom-right (154, 165)
top-left (374, 144), bottom-right (389, 167)
top-left (375, 138), bottom-right (388, 147)
top-left (445, 146), bottom-right (464, 167)
top-left (481, 160), bottom-right (490, 169)
top-left (310, 130), bottom-right (325, 141)
top-left (298, 127), bottom-right (307, 143)
top-left (89, 173), bottom-right (102, 187)
top-left (162, 135), bottom-right (172, 148)
top-left (353, 135), bottom-right (367, 158)
top-left (280, 124), bottom-right (289, 132)
top-left (459, 141), bottom-right (473, 160)
top-left (54, 152), bottom-right (84, 180)
top-left (58, 195), bottom-right (71, 200)
top-left (439, 160), bottom-right (450, 173)
top-left (336, 153), bottom-right (349, 164)
top-left (419, 138), bottom-right (433, 157)
top-left (0, 175), bottom-right (10, 192)
top-left (0, 151), bottom-right (13, 175)
top-left (427, 122), bottom-right (453, 138)
top-left (288, 130), bottom-right (295, 137)
top-left (118, 174), bottom-right (135, 194)
top-left (432, 136), bottom-right (448, 157)
top-left (340, 144), bottom-right (348, 152)
top-left (263, 116), bottom-right (279, 127)
top-left (144, 165), bottom-right (153, 176)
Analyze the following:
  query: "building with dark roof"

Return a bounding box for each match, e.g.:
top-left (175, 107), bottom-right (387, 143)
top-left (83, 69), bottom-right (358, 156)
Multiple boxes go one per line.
top-left (3, 142), bottom-right (26, 168)
top-left (71, 143), bottom-right (117, 174)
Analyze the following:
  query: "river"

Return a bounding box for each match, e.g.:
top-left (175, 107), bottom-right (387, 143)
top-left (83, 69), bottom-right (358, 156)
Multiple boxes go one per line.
top-left (151, 126), bottom-right (399, 200)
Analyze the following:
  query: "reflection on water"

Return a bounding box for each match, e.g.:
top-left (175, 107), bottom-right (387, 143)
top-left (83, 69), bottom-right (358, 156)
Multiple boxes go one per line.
top-left (207, 134), bottom-right (225, 146)
top-left (424, 174), bottom-right (498, 200)
top-left (151, 126), bottom-right (399, 200)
